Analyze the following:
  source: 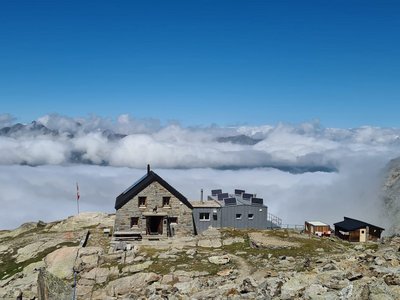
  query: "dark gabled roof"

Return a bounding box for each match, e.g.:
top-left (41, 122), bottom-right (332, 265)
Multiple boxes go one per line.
top-left (334, 217), bottom-right (384, 231)
top-left (115, 170), bottom-right (193, 210)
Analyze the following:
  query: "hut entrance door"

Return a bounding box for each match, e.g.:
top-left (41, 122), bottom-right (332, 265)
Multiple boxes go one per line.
top-left (359, 228), bottom-right (367, 242)
top-left (147, 216), bottom-right (163, 235)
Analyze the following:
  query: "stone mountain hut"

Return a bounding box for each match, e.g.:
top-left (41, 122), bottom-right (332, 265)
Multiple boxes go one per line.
top-left (113, 165), bottom-right (194, 240)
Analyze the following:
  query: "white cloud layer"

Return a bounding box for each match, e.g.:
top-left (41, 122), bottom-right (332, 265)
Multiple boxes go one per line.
top-left (0, 163), bottom-right (388, 231)
top-left (0, 114), bottom-right (398, 232)
top-left (0, 113), bottom-right (400, 171)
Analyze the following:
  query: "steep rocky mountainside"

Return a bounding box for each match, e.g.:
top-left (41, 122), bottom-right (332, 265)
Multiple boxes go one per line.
top-left (1, 213), bottom-right (400, 299)
top-left (382, 157), bottom-right (400, 234)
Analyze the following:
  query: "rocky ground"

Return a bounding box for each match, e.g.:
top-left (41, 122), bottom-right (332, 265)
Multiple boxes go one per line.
top-left (0, 213), bottom-right (399, 299)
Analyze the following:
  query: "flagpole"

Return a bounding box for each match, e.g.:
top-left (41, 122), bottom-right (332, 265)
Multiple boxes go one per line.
top-left (76, 182), bottom-right (80, 215)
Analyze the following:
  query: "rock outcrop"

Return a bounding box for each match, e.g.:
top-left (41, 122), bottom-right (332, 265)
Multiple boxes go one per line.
top-left (382, 157), bottom-right (400, 234)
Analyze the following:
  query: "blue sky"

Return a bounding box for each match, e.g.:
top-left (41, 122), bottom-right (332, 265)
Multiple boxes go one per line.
top-left (1, 0), bottom-right (399, 127)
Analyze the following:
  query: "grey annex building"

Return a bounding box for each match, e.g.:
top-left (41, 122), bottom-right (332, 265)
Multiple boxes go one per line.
top-left (192, 189), bottom-right (281, 234)
top-left (113, 166), bottom-right (281, 239)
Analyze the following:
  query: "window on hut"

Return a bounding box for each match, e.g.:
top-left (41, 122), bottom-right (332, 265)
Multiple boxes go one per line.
top-left (248, 213), bottom-right (254, 219)
top-left (138, 196), bottom-right (146, 207)
top-left (131, 217), bottom-right (139, 227)
top-left (236, 214), bottom-right (242, 220)
top-left (162, 196), bottom-right (171, 207)
top-left (200, 213), bottom-right (210, 221)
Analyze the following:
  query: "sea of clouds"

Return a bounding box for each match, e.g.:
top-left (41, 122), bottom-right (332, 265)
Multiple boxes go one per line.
top-left (0, 113), bottom-right (399, 231)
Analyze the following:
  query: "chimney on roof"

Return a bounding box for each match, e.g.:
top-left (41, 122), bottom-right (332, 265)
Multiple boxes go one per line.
top-left (147, 164), bottom-right (150, 174)
top-left (201, 189), bottom-right (204, 203)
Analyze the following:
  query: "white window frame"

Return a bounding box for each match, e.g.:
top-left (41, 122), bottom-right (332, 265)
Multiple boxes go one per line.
top-left (248, 213), bottom-right (254, 220)
top-left (199, 212), bottom-right (210, 221)
top-left (236, 213), bottom-right (242, 220)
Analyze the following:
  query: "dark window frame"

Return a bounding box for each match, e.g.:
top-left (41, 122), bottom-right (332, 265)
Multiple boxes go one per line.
top-left (130, 217), bottom-right (139, 227)
top-left (162, 196), bottom-right (171, 207)
top-left (169, 217), bottom-right (178, 224)
top-left (138, 196), bottom-right (147, 207)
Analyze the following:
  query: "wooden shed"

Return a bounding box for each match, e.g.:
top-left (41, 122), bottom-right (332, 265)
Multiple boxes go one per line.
top-left (304, 221), bottom-right (331, 237)
top-left (334, 217), bottom-right (384, 242)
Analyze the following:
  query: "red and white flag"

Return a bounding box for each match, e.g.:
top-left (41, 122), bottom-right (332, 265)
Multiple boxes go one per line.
top-left (76, 182), bottom-right (80, 201)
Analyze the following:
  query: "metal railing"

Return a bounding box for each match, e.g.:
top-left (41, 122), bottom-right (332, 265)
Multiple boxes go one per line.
top-left (280, 224), bottom-right (305, 231)
top-left (267, 213), bottom-right (282, 228)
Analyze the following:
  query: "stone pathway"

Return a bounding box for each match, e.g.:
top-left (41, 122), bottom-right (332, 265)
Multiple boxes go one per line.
top-left (229, 254), bottom-right (253, 281)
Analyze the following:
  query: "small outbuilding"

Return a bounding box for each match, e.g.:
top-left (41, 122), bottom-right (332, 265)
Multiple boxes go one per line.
top-left (334, 217), bottom-right (384, 242)
top-left (304, 221), bottom-right (331, 237)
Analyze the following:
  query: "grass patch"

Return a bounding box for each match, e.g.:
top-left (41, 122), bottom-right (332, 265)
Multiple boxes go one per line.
top-left (147, 253), bottom-right (230, 275)
top-left (263, 229), bottom-right (291, 239)
top-left (0, 222), bottom-right (50, 245)
top-left (139, 246), bottom-right (160, 259)
top-left (0, 241), bottom-right (79, 280)
top-left (11, 222), bottom-right (48, 240)
top-left (220, 228), bottom-right (255, 239)
top-left (138, 246), bottom-right (235, 276)
top-left (364, 243), bottom-right (379, 251)
top-left (221, 228), bottom-right (349, 262)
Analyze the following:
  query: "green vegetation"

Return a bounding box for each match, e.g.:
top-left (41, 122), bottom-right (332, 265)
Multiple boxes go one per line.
top-left (140, 246), bottom-right (234, 275)
top-left (11, 222), bottom-right (48, 239)
top-left (0, 241), bottom-right (79, 280)
top-left (0, 223), bottom-right (382, 285)
top-left (221, 228), bottom-right (350, 260)
top-left (123, 228), bottom-right (364, 276)
top-left (364, 243), bottom-right (379, 251)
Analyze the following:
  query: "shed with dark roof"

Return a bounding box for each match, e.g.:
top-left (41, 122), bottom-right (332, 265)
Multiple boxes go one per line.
top-left (334, 217), bottom-right (384, 242)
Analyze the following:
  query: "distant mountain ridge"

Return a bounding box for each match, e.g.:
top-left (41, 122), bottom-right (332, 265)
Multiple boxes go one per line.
top-left (0, 122), bottom-right (261, 145)
top-left (216, 134), bottom-right (262, 145)
top-left (0, 121), bottom-right (336, 172)
top-left (0, 121), bottom-right (59, 137)
top-left (3, 116), bottom-right (386, 173)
